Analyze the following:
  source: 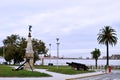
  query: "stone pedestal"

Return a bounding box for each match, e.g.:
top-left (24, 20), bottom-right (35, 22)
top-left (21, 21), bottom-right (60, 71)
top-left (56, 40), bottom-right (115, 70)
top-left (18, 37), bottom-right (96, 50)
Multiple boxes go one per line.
top-left (24, 53), bottom-right (34, 70)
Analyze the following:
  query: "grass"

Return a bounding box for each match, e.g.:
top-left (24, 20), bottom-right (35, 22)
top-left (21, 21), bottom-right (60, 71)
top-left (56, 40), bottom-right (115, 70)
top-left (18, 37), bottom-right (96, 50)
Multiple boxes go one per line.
top-left (35, 65), bottom-right (94, 75)
top-left (0, 65), bottom-right (51, 77)
top-left (0, 65), bottom-right (94, 77)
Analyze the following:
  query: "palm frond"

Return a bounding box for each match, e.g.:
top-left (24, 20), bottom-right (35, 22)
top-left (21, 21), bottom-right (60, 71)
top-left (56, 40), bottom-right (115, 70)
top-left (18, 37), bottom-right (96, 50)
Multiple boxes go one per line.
top-left (97, 26), bottom-right (118, 46)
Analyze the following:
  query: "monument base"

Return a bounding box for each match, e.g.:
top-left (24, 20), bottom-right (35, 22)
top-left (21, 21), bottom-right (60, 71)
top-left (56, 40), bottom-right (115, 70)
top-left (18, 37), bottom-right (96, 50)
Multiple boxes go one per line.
top-left (24, 53), bottom-right (34, 71)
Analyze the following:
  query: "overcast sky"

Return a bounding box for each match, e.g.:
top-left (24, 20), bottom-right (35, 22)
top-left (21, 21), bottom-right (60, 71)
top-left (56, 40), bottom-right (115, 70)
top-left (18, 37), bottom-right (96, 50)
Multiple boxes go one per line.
top-left (0, 0), bottom-right (120, 58)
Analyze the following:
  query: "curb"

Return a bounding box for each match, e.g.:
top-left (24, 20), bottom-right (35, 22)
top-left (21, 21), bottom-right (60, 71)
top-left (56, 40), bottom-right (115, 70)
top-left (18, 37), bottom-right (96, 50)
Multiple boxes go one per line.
top-left (65, 72), bottom-right (107, 80)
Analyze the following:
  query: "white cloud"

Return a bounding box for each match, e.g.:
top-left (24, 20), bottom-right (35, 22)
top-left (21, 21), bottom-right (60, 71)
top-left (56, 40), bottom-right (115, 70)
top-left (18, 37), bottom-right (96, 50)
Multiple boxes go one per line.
top-left (0, 0), bottom-right (120, 57)
top-left (19, 0), bottom-right (120, 37)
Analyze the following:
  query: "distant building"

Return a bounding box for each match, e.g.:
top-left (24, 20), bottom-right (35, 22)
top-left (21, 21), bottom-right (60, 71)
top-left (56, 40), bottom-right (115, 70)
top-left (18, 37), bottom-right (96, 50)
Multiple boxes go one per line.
top-left (110, 54), bottom-right (120, 59)
top-left (86, 57), bottom-right (90, 59)
top-left (102, 56), bottom-right (111, 59)
top-left (102, 56), bottom-right (107, 59)
top-left (79, 57), bottom-right (83, 59)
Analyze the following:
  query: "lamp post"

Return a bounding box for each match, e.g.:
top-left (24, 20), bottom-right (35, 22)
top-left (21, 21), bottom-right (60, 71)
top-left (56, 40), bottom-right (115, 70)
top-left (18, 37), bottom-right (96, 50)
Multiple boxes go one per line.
top-left (49, 43), bottom-right (51, 63)
top-left (56, 38), bottom-right (60, 69)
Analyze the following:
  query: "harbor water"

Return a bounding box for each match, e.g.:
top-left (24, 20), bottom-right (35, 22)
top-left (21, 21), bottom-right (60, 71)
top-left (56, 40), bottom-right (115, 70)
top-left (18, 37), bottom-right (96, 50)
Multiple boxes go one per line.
top-left (35, 58), bottom-right (120, 66)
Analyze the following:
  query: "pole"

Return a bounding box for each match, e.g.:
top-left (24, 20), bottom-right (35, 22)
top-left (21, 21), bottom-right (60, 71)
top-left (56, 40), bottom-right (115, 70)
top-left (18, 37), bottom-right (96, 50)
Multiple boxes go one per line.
top-left (49, 44), bottom-right (51, 63)
top-left (56, 38), bottom-right (60, 69)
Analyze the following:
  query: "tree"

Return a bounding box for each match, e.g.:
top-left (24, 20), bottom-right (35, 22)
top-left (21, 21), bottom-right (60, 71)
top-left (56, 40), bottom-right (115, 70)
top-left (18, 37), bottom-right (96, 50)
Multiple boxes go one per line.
top-left (97, 26), bottom-right (118, 66)
top-left (3, 34), bottom-right (25, 64)
top-left (32, 38), bottom-right (48, 65)
top-left (3, 34), bottom-right (47, 65)
top-left (18, 37), bottom-right (27, 61)
top-left (0, 47), bottom-right (3, 57)
top-left (91, 48), bottom-right (101, 69)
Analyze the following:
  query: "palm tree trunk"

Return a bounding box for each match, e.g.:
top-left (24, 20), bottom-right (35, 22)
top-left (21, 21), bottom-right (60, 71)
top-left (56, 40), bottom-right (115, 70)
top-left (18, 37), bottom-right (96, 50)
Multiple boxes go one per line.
top-left (95, 59), bottom-right (97, 69)
top-left (106, 42), bottom-right (109, 66)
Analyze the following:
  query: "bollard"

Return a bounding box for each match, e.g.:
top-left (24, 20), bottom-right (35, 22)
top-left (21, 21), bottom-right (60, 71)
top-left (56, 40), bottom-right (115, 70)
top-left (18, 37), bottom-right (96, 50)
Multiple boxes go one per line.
top-left (108, 66), bottom-right (112, 73)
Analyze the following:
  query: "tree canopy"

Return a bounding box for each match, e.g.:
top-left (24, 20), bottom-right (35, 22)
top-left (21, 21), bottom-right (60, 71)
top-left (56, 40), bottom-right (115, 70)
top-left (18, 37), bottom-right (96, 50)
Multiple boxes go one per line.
top-left (3, 34), bottom-right (47, 64)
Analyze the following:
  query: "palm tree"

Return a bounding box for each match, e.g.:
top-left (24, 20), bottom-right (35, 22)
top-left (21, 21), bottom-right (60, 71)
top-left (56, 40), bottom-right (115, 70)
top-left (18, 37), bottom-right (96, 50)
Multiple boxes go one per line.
top-left (97, 26), bottom-right (118, 66)
top-left (91, 48), bottom-right (101, 69)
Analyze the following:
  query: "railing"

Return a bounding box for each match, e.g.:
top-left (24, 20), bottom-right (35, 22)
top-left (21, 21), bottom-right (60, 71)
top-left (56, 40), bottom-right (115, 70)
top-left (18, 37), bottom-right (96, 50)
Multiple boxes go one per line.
top-left (88, 65), bottom-right (120, 71)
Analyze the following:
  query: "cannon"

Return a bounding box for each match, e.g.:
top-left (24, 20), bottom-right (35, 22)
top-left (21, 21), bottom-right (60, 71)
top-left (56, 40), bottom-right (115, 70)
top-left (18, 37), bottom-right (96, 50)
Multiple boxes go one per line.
top-left (66, 62), bottom-right (89, 70)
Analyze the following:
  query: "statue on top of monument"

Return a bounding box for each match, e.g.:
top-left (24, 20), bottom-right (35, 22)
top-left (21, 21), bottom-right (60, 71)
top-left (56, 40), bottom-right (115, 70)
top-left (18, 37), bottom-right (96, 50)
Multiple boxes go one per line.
top-left (28, 25), bottom-right (32, 37)
top-left (29, 25), bottom-right (32, 32)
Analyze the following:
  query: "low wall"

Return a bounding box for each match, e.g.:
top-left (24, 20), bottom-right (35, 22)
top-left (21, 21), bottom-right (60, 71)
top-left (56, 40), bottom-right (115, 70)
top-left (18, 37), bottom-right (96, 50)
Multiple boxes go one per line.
top-left (88, 65), bottom-right (120, 70)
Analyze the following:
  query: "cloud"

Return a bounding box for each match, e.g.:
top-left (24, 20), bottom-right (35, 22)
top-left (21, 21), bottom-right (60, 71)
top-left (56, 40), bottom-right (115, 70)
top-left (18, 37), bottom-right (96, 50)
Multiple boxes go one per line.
top-left (19, 0), bottom-right (120, 37)
top-left (0, 0), bottom-right (120, 57)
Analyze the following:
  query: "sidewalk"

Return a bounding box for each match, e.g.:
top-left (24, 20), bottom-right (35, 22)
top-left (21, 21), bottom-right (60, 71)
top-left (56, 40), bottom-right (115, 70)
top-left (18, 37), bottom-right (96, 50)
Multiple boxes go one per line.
top-left (0, 68), bottom-right (106, 80)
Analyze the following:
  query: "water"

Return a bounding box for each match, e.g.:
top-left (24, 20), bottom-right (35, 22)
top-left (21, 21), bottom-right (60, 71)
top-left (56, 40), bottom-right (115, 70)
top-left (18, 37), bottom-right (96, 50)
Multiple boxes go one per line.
top-left (35, 58), bottom-right (120, 66)
top-left (0, 57), bottom-right (6, 64)
top-left (0, 57), bottom-right (120, 66)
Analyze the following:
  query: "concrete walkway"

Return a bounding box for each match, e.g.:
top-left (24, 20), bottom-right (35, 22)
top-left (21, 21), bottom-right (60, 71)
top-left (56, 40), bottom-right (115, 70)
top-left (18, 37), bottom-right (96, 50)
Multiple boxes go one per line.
top-left (0, 67), bottom-right (106, 80)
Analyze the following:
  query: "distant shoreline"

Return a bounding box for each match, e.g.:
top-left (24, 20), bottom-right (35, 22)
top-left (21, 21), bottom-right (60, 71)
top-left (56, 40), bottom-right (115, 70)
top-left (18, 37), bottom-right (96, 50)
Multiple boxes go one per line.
top-left (0, 56), bottom-right (120, 60)
top-left (44, 57), bottom-right (120, 60)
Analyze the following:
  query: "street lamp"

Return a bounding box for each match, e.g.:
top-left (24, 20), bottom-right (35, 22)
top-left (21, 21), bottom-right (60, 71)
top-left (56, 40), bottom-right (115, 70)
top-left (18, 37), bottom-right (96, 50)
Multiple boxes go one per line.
top-left (56, 38), bottom-right (60, 69)
top-left (49, 43), bottom-right (51, 63)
